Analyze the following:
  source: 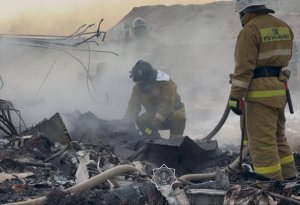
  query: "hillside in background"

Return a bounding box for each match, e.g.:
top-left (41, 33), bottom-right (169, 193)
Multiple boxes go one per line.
top-left (108, 1), bottom-right (300, 42)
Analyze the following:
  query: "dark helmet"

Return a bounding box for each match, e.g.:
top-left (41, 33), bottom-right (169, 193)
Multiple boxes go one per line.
top-left (130, 60), bottom-right (157, 83)
top-left (233, 0), bottom-right (268, 13)
top-left (233, 0), bottom-right (274, 21)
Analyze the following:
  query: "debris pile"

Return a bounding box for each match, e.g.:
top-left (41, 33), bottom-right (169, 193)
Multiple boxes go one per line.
top-left (0, 112), bottom-right (299, 205)
top-left (0, 133), bottom-right (166, 204)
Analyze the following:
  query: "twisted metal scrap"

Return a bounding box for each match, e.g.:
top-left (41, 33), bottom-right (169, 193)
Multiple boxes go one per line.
top-left (0, 100), bottom-right (26, 137)
top-left (0, 19), bottom-right (108, 48)
top-left (0, 19), bottom-right (117, 104)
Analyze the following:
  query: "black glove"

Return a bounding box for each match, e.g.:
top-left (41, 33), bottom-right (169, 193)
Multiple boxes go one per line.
top-left (228, 97), bottom-right (244, 115)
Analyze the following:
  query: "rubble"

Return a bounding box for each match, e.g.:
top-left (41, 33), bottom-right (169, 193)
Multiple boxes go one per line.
top-left (0, 111), bottom-right (299, 205)
top-left (62, 112), bottom-right (221, 175)
top-left (223, 185), bottom-right (278, 205)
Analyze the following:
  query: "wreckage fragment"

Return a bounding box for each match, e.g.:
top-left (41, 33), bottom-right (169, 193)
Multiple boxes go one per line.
top-left (187, 189), bottom-right (226, 205)
top-left (0, 100), bottom-right (25, 138)
top-left (64, 112), bottom-right (220, 175)
top-left (127, 136), bottom-right (219, 175)
top-left (224, 185), bottom-right (278, 205)
top-left (1, 111), bottom-right (299, 205)
top-left (42, 181), bottom-right (165, 205)
top-left (22, 113), bottom-right (71, 145)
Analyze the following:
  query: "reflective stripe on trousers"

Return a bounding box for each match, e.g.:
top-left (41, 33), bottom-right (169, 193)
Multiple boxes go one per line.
top-left (280, 155), bottom-right (294, 165)
top-left (254, 154), bottom-right (294, 176)
top-left (254, 163), bottom-right (281, 176)
top-left (246, 101), bottom-right (296, 180)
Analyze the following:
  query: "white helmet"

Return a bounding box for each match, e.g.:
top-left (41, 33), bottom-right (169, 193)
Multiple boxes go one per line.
top-left (132, 17), bottom-right (146, 29)
top-left (233, 0), bottom-right (268, 13)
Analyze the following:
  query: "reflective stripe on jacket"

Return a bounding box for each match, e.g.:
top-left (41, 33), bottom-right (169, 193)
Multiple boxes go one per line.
top-left (230, 13), bottom-right (293, 108)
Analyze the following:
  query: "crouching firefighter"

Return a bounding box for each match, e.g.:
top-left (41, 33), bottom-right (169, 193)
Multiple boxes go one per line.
top-left (229, 0), bottom-right (297, 181)
top-left (124, 60), bottom-right (186, 139)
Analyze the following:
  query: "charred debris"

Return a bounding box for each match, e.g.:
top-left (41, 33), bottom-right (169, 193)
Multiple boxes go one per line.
top-left (0, 105), bottom-right (300, 205)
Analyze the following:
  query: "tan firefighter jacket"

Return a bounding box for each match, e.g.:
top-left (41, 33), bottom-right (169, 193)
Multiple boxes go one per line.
top-left (125, 79), bottom-right (183, 122)
top-left (230, 13), bottom-right (294, 108)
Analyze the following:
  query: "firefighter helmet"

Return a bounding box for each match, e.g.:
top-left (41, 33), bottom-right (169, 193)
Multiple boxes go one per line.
top-left (133, 17), bottom-right (146, 28)
top-left (233, 0), bottom-right (268, 13)
top-left (132, 17), bottom-right (148, 38)
top-left (130, 60), bottom-right (157, 83)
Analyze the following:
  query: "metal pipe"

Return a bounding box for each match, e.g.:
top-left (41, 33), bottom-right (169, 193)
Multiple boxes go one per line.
top-left (43, 145), bottom-right (68, 163)
top-left (16, 160), bottom-right (54, 168)
top-left (179, 172), bottom-right (216, 182)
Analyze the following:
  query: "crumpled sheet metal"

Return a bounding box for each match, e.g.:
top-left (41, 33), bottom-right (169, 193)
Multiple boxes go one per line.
top-left (22, 113), bottom-right (71, 145)
top-left (127, 136), bottom-right (219, 175)
top-left (223, 185), bottom-right (278, 205)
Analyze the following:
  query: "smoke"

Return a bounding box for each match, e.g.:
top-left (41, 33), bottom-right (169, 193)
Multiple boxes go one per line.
top-left (0, 32), bottom-right (152, 129)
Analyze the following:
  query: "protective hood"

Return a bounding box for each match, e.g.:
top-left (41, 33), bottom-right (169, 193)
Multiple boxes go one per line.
top-left (156, 70), bottom-right (170, 81)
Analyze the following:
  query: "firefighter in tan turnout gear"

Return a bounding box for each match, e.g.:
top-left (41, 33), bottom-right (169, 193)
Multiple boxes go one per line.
top-left (124, 60), bottom-right (186, 139)
top-left (229, 0), bottom-right (297, 180)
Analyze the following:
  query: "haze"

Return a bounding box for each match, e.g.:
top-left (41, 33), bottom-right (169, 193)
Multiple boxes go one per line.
top-left (0, 0), bottom-right (228, 34)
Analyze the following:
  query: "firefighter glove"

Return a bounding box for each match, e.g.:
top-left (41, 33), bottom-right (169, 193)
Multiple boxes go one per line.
top-left (144, 127), bottom-right (154, 135)
top-left (229, 97), bottom-right (244, 115)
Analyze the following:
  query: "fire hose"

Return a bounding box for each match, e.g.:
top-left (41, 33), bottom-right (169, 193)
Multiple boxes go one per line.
top-left (179, 146), bottom-right (249, 182)
top-left (201, 101), bottom-right (231, 141)
top-left (178, 94), bottom-right (249, 184)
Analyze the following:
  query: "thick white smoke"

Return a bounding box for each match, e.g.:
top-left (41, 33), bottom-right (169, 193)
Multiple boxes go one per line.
top-left (0, 1), bottom-right (299, 150)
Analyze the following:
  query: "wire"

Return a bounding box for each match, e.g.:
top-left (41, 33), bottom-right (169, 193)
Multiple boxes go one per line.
top-left (69, 24), bottom-right (87, 37)
top-left (0, 115), bottom-right (18, 136)
top-left (0, 74), bottom-right (4, 89)
top-left (0, 21), bottom-right (116, 104)
top-left (0, 23), bottom-right (102, 48)
top-left (34, 52), bottom-right (61, 99)
top-left (4, 41), bottom-right (119, 56)
top-left (27, 42), bottom-right (109, 104)
top-left (0, 100), bottom-right (27, 134)
top-left (22, 42), bottom-right (110, 104)
top-left (77, 24), bottom-right (95, 37)
top-left (6, 101), bottom-right (27, 129)
top-left (1, 41), bottom-right (111, 104)
top-left (85, 42), bottom-right (109, 104)
top-left (61, 46), bottom-right (109, 104)
top-left (33, 32), bottom-right (78, 99)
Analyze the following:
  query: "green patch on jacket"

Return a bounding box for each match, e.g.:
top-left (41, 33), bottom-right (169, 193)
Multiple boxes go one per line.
top-left (260, 27), bottom-right (291, 42)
